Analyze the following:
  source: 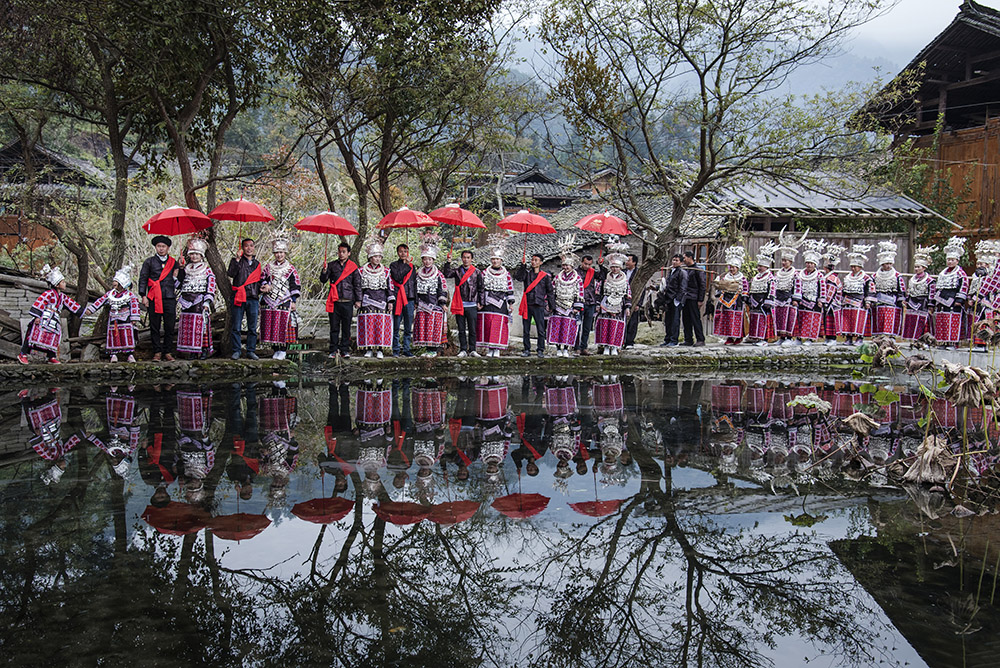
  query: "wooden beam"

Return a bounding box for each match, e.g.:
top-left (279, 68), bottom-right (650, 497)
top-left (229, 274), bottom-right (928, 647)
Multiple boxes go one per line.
top-left (969, 48), bottom-right (1000, 65)
top-left (946, 68), bottom-right (1000, 91)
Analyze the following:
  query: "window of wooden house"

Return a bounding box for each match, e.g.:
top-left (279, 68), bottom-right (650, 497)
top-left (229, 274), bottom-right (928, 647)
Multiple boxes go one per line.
top-left (690, 243), bottom-right (709, 263)
top-left (515, 185), bottom-right (535, 197)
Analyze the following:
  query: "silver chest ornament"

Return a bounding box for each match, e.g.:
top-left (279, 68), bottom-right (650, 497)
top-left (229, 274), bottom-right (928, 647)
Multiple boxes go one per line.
top-left (602, 273), bottom-right (627, 312)
top-left (775, 268), bottom-right (796, 292)
top-left (181, 267), bottom-right (210, 293)
top-left (799, 271), bottom-right (819, 301)
top-left (936, 268), bottom-right (960, 290)
top-left (413, 439), bottom-right (443, 467)
top-left (842, 272), bottom-right (866, 294)
top-left (480, 439), bottom-right (508, 466)
top-left (875, 268), bottom-right (900, 293)
top-left (484, 267), bottom-right (509, 292)
top-left (361, 264), bottom-right (387, 291)
top-left (107, 292), bottom-right (132, 313)
top-left (554, 271), bottom-right (580, 310)
top-left (908, 274), bottom-right (929, 297)
top-left (749, 272), bottom-right (771, 294)
top-left (267, 262), bottom-right (293, 299)
top-left (416, 268), bottom-right (440, 295)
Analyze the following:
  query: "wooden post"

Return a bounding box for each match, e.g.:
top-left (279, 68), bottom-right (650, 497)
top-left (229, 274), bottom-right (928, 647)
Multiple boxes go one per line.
top-left (908, 218), bottom-right (917, 273)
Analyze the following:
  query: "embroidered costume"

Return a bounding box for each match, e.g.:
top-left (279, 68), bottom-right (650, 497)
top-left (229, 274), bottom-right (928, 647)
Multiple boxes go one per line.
top-left (20, 265), bottom-right (83, 363)
top-left (412, 234), bottom-right (449, 353)
top-left (176, 238), bottom-right (217, 357)
top-left (85, 264), bottom-right (140, 360)
top-left (357, 239), bottom-right (395, 356)
top-left (872, 241), bottom-right (906, 338)
top-left (902, 246), bottom-right (936, 342)
top-left (260, 237), bottom-right (301, 355)
top-left (477, 236), bottom-right (515, 357)
top-left (713, 245), bottom-right (748, 343)
top-left (838, 244), bottom-right (874, 343)
top-left (594, 237), bottom-right (631, 354)
top-left (746, 243), bottom-right (778, 344)
top-left (548, 236), bottom-right (584, 356)
top-left (933, 237), bottom-right (969, 346)
top-left (793, 240), bottom-right (827, 342)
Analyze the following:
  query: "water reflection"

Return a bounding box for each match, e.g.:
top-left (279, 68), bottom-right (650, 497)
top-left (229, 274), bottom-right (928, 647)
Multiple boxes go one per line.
top-left (2, 376), bottom-right (998, 666)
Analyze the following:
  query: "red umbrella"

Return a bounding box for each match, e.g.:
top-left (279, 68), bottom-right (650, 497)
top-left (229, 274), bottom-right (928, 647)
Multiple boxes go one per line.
top-left (377, 206), bottom-right (436, 230)
top-left (291, 496), bottom-right (355, 524)
top-left (141, 502), bottom-right (211, 536)
top-left (568, 499), bottom-right (624, 518)
top-left (497, 209), bottom-right (555, 235)
top-left (574, 211), bottom-right (630, 236)
top-left (372, 500), bottom-right (430, 525)
top-left (143, 206), bottom-right (213, 236)
top-left (208, 512), bottom-right (271, 542)
top-left (295, 211), bottom-right (358, 236)
top-left (429, 203), bottom-right (486, 229)
top-left (429, 500), bottom-right (481, 526)
top-left (208, 199), bottom-right (274, 223)
top-left (491, 493), bottom-right (550, 519)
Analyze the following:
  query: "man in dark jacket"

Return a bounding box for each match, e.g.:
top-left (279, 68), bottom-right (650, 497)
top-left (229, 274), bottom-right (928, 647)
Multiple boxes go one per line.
top-left (682, 251), bottom-right (706, 346)
top-left (623, 253), bottom-right (641, 347)
top-left (320, 242), bottom-right (362, 358)
top-left (442, 249), bottom-right (484, 356)
top-left (138, 235), bottom-right (179, 360)
top-left (513, 253), bottom-right (555, 357)
top-left (576, 254), bottom-right (605, 355)
top-left (227, 238), bottom-right (263, 359)
top-left (389, 244), bottom-right (416, 357)
top-left (658, 254), bottom-right (688, 346)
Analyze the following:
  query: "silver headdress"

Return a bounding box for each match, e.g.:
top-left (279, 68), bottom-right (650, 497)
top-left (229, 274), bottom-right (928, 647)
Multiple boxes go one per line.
top-left (944, 236), bottom-right (966, 261)
top-left (605, 235), bottom-right (629, 269)
top-left (271, 229), bottom-right (290, 254)
top-left (557, 233), bottom-right (579, 269)
top-left (113, 264), bottom-right (133, 290)
top-left (487, 232), bottom-right (507, 261)
top-left (186, 237), bottom-right (208, 258)
top-left (876, 240), bottom-right (898, 266)
top-left (777, 227), bottom-right (808, 261)
top-left (913, 244), bottom-right (936, 268)
top-left (822, 243), bottom-right (845, 267)
top-left (364, 236), bottom-right (384, 261)
top-left (724, 245), bottom-right (747, 268)
top-left (975, 239), bottom-right (997, 268)
top-left (801, 239), bottom-right (826, 266)
top-left (419, 232), bottom-right (440, 259)
top-left (40, 264), bottom-right (65, 287)
top-left (846, 244), bottom-right (873, 267)
top-left (755, 241), bottom-right (778, 267)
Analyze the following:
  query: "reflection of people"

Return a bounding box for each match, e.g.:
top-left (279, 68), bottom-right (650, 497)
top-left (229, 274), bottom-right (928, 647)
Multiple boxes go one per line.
top-left (176, 388), bottom-right (217, 505)
top-left (355, 380), bottom-right (393, 498)
top-left (477, 377), bottom-right (511, 484)
top-left (225, 383), bottom-right (259, 500)
top-left (86, 386), bottom-right (142, 478)
top-left (22, 388), bottom-right (78, 484)
top-left (259, 382), bottom-right (298, 508)
top-left (140, 384), bottom-right (178, 504)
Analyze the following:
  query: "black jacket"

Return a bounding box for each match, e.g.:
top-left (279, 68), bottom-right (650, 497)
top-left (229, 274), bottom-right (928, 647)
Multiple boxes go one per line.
top-left (389, 260), bottom-right (417, 301)
top-left (682, 264), bottom-right (705, 301)
top-left (578, 265), bottom-right (605, 306)
top-left (138, 255), bottom-right (178, 301)
top-left (442, 262), bottom-right (484, 306)
top-left (227, 257), bottom-right (262, 299)
top-left (659, 266), bottom-right (688, 303)
top-left (320, 259), bottom-right (362, 303)
top-left (513, 264), bottom-right (555, 311)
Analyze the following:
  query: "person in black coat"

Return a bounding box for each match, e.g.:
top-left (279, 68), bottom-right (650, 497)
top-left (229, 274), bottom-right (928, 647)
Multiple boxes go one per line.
top-left (623, 253), bottom-right (641, 347)
top-left (389, 244), bottom-right (416, 357)
top-left (138, 235), bottom-right (180, 360)
top-left (658, 254), bottom-right (688, 346)
top-left (227, 238), bottom-right (263, 359)
top-left (320, 242), bottom-right (363, 358)
top-left (576, 255), bottom-right (605, 355)
top-left (681, 251), bottom-right (706, 346)
top-left (513, 253), bottom-right (555, 357)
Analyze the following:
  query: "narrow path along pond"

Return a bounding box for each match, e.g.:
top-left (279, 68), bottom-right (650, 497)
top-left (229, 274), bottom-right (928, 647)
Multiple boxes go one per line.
top-left (1, 374), bottom-right (996, 667)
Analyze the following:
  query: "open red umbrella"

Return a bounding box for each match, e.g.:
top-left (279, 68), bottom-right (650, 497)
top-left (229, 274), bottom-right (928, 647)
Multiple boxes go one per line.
top-left (292, 496), bottom-right (355, 524)
top-left (377, 206), bottom-right (436, 230)
top-left (141, 502), bottom-right (211, 536)
top-left (498, 209), bottom-right (555, 235)
top-left (372, 500), bottom-right (430, 525)
top-left (208, 512), bottom-right (271, 542)
top-left (208, 199), bottom-right (274, 223)
top-left (574, 211), bottom-right (630, 236)
top-left (491, 493), bottom-right (550, 519)
top-left (295, 211), bottom-right (358, 236)
top-left (429, 203), bottom-right (486, 229)
top-left (143, 206), bottom-right (213, 236)
top-left (429, 500), bottom-right (481, 526)
top-left (568, 499), bottom-right (624, 518)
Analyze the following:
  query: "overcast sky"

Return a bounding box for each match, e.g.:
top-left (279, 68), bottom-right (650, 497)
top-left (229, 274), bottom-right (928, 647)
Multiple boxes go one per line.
top-left (851, 0), bottom-right (1000, 65)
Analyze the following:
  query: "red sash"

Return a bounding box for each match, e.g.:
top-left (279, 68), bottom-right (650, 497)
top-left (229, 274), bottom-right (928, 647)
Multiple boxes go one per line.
top-left (147, 256), bottom-right (175, 314)
top-left (323, 425), bottom-right (355, 473)
top-left (450, 265), bottom-right (477, 315)
top-left (518, 271), bottom-right (548, 319)
top-left (325, 260), bottom-right (358, 312)
top-left (393, 264), bottom-right (413, 316)
top-left (233, 262), bottom-right (261, 306)
top-left (233, 438), bottom-right (260, 474)
top-left (582, 267), bottom-right (594, 289)
top-left (516, 413), bottom-right (543, 460)
top-left (148, 433), bottom-right (175, 483)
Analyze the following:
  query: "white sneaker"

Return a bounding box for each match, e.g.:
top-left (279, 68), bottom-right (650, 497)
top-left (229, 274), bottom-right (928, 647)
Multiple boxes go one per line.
top-left (789, 339), bottom-right (802, 346)
top-left (376, 350), bottom-right (384, 359)
top-left (110, 354), bottom-right (118, 362)
top-left (364, 351), bottom-right (373, 358)
top-left (471, 351), bottom-right (481, 358)
top-left (826, 339), bottom-right (837, 346)
top-left (458, 350), bottom-right (468, 358)
top-left (779, 339), bottom-right (793, 347)
top-left (755, 341), bottom-right (768, 347)
top-left (127, 354), bottom-right (136, 362)
top-left (611, 347), bottom-right (619, 355)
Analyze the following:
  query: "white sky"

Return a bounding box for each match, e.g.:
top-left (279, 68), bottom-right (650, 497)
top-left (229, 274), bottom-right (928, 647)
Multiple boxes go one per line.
top-left (851, 0), bottom-right (1000, 64)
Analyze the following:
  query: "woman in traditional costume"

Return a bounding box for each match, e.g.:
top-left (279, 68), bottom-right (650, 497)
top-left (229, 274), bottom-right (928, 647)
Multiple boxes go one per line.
top-left (933, 236), bottom-right (969, 349)
top-left (85, 264), bottom-right (141, 362)
top-left (176, 238), bottom-right (216, 359)
top-left (477, 235), bottom-right (515, 358)
top-left (794, 240), bottom-right (826, 345)
top-left (872, 241), bottom-right (906, 338)
top-left (773, 229), bottom-right (807, 345)
top-left (902, 245), bottom-right (936, 344)
top-left (260, 235), bottom-right (300, 360)
top-left (712, 245), bottom-right (749, 345)
top-left (548, 235), bottom-right (584, 358)
top-left (18, 264), bottom-right (84, 364)
top-left (357, 238), bottom-right (395, 358)
top-left (838, 244), bottom-right (874, 346)
top-left (820, 244), bottom-right (844, 345)
top-left (969, 239), bottom-right (998, 350)
top-left (411, 233), bottom-right (449, 357)
top-left (594, 237), bottom-right (631, 355)
top-left (746, 243), bottom-right (777, 346)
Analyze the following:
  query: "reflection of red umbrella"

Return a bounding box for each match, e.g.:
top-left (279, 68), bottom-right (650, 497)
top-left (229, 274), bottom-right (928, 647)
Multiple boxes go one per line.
top-left (377, 206), bottom-right (435, 230)
top-left (568, 499), bottom-right (624, 518)
top-left (208, 512), bottom-right (271, 542)
top-left (491, 493), bottom-right (549, 519)
top-left (291, 496), bottom-right (355, 524)
top-left (429, 500), bottom-right (481, 526)
top-left (143, 206), bottom-right (213, 236)
top-left (429, 203), bottom-right (486, 229)
top-left (208, 199), bottom-right (274, 223)
top-left (295, 211), bottom-right (358, 236)
top-left (141, 502), bottom-right (211, 536)
top-left (372, 501), bottom-right (430, 525)
top-left (498, 209), bottom-right (555, 235)
top-left (574, 212), bottom-right (630, 236)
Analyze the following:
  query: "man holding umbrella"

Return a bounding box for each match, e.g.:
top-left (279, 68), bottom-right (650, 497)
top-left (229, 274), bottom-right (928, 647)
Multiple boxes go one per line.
top-left (227, 238), bottom-right (262, 359)
top-left (139, 235), bottom-right (179, 361)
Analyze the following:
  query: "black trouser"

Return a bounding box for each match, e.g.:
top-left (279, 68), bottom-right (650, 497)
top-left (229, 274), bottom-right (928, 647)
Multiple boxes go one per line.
top-left (456, 306), bottom-right (478, 352)
top-left (682, 298), bottom-right (705, 344)
top-left (149, 299), bottom-right (177, 354)
top-left (522, 305), bottom-right (547, 352)
top-left (624, 309), bottom-right (640, 347)
top-left (577, 304), bottom-right (596, 350)
top-left (663, 301), bottom-right (681, 344)
top-left (328, 302), bottom-right (354, 354)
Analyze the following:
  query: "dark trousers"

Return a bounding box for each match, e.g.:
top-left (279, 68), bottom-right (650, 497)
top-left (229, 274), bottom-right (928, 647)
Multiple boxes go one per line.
top-left (522, 306), bottom-right (547, 352)
top-left (578, 304), bottom-right (596, 350)
top-left (392, 302), bottom-right (414, 355)
top-left (663, 302), bottom-right (681, 344)
top-left (682, 299), bottom-right (705, 344)
top-left (456, 306), bottom-right (478, 352)
top-left (328, 302), bottom-right (354, 354)
top-left (149, 299), bottom-right (177, 354)
top-left (624, 310), bottom-right (640, 347)
top-left (230, 297), bottom-right (259, 354)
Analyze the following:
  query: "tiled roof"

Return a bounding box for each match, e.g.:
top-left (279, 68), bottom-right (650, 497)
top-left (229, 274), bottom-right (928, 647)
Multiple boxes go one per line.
top-left (548, 197), bottom-right (727, 238)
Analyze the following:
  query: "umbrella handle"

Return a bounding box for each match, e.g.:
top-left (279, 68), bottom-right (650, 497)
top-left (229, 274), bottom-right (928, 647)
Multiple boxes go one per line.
top-left (447, 238), bottom-right (454, 261)
top-left (324, 236), bottom-right (328, 264)
top-left (522, 236), bottom-right (527, 264)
